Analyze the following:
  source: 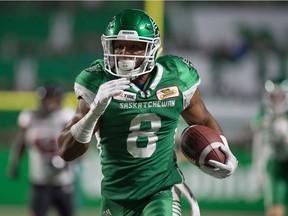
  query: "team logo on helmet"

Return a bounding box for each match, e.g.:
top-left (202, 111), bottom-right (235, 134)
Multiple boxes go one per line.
top-left (149, 17), bottom-right (160, 37)
top-left (107, 16), bottom-right (116, 31)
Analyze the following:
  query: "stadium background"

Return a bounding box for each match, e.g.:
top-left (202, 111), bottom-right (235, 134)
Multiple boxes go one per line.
top-left (1, 1), bottom-right (288, 215)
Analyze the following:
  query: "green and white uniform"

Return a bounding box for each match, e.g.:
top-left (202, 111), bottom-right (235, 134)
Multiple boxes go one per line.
top-left (252, 106), bottom-right (288, 210)
top-left (74, 55), bottom-right (200, 201)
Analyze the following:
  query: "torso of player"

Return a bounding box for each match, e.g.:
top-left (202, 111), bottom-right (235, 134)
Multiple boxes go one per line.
top-left (75, 55), bottom-right (200, 200)
top-left (19, 108), bottom-right (74, 185)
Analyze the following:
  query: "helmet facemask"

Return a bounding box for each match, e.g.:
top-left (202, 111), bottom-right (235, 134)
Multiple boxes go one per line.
top-left (102, 31), bottom-right (161, 80)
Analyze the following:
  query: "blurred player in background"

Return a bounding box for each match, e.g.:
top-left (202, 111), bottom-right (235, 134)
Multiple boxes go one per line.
top-left (7, 85), bottom-right (76, 216)
top-left (252, 77), bottom-right (288, 216)
top-left (58, 9), bottom-right (238, 216)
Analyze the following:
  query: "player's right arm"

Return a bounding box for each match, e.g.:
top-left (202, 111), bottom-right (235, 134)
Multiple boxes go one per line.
top-left (58, 78), bottom-right (130, 162)
top-left (58, 98), bottom-right (95, 161)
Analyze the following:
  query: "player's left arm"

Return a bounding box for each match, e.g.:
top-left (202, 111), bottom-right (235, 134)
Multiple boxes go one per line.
top-left (181, 89), bottom-right (223, 134)
top-left (181, 89), bottom-right (238, 178)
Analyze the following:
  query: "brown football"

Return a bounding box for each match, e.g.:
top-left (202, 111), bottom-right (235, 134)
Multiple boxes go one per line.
top-left (180, 125), bottom-right (226, 167)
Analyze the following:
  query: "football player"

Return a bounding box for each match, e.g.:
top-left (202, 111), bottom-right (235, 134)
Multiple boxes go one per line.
top-left (58, 9), bottom-right (238, 216)
top-left (7, 85), bottom-right (75, 216)
top-left (252, 78), bottom-right (288, 216)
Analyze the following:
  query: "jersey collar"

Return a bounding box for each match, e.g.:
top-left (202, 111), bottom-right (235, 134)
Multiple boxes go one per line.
top-left (130, 63), bottom-right (163, 96)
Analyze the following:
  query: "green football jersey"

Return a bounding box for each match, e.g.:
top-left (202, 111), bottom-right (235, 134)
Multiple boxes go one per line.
top-left (74, 55), bottom-right (200, 200)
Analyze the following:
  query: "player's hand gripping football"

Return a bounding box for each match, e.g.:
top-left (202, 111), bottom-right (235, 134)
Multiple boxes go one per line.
top-left (199, 135), bottom-right (238, 179)
top-left (90, 78), bottom-right (130, 116)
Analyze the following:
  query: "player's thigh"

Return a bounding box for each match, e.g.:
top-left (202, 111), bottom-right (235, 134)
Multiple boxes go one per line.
top-left (53, 185), bottom-right (74, 216)
top-left (142, 189), bottom-right (178, 216)
top-left (266, 167), bottom-right (287, 205)
top-left (100, 198), bottom-right (124, 216)
top-left (31, 184), bottom-right (51, 215)
top-left (100, 188), bottom-right (181, 216)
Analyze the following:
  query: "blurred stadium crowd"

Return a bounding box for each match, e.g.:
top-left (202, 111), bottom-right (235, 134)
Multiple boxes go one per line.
top-left (0, 1), bottom-right (142, 90)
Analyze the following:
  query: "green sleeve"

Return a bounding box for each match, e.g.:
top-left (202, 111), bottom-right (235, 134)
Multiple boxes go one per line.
top-left (157, 55), bottom-right (200, 108)
top-left (74, 59), bottom-right (108, 105)
top-left (157, 55), bottom-right (200, 92)
top-left (75, 59), bottom-right (106, 93)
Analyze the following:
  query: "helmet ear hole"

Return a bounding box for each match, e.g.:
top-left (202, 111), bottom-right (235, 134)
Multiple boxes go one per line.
top-left (155, 39), bottom-right (161, 46)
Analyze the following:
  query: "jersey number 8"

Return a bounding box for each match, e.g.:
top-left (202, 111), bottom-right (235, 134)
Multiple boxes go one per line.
top-left (127, 113), bottom-right (161, 158)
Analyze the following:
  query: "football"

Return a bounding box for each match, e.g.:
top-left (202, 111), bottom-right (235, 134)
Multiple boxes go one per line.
top-left (180, 125), bottom-right (226, 167)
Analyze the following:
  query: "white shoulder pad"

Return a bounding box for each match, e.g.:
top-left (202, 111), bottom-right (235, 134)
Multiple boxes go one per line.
top-left (182, 78), bottom-right (201, 109)
top-left (74, 83), bottom-right (96, 108)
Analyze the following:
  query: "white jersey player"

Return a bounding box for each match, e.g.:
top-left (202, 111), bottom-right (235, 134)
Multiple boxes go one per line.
top-left (7, 85), bottom-right (75, 216)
